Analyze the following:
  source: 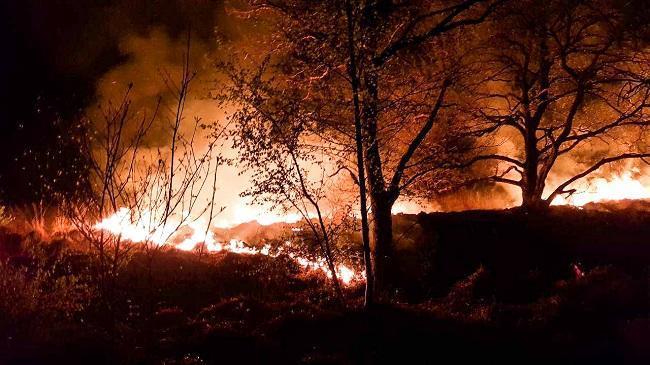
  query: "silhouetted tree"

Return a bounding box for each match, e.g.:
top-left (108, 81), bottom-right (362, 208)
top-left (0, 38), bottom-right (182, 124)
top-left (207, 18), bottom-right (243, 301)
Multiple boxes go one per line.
top-left (459, 0), bottom-right (650, 208)
top-left (221, 0), bottom-right (500, 301)
top-left (231, 95), bottom-right (348, 303)
top-left (68, 41), bottom-right (224, 306)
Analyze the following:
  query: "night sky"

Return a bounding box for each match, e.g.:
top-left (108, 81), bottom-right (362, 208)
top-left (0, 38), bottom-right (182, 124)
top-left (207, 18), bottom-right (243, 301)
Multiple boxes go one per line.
top-left (0, 0), bottom-right (227, 204)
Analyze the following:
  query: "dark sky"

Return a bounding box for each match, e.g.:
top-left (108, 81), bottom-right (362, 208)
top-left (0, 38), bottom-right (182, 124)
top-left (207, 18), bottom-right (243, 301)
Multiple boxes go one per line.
top-left (0, 0), bottom-right (227, 204)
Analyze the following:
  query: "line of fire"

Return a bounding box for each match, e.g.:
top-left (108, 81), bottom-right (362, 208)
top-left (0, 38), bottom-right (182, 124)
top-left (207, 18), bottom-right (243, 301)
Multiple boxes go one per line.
top-left (1, 1), bottom-right (649, 364)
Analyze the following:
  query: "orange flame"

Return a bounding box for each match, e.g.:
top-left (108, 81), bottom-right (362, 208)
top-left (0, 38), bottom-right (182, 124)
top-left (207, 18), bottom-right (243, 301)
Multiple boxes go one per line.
top-left (551, 170), bottom-right (650, 206)
top-left (94, 208), bottom-right (363, 285)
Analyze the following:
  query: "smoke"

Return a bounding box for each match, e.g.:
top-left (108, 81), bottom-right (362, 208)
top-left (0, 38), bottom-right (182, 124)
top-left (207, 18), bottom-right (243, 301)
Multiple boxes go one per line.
top-left (86, 21), bottom-right (650, 223)
top-left (87, 28), bottom-right (267, 227)
top-left (87, 25), bottom-right (355, 227)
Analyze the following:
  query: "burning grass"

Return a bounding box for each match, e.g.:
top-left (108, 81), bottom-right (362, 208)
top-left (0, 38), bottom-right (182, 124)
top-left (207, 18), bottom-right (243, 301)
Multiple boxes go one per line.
top-left (0, 205), bottom-right (648, 364)
top-left (0, 219), bottom-right (364, 364)
top-left (92, 207), bottom-right (364, 286)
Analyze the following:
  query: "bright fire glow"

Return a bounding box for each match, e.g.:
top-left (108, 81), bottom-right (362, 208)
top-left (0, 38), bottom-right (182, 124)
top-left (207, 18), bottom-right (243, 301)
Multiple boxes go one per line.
top-left (213, 205), bottom-right (303, 228)
top-left (552, 170), bottom-right (650, 206)
top-left (94, 208), bottom-right (363, 285)
top-left (392, 200), bottom-right (436, 214)
top-left (94, 208), bottom-right (177, 245)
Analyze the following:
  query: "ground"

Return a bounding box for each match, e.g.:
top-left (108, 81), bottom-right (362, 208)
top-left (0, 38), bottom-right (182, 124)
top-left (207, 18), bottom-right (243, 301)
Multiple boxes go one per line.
top-left (0, 206), bottom-right (648, 364)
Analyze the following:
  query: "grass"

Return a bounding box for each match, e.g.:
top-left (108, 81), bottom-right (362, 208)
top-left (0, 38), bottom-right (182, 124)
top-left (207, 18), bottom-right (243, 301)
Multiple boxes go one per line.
top-left (0, 207), bottom-right (648, 364)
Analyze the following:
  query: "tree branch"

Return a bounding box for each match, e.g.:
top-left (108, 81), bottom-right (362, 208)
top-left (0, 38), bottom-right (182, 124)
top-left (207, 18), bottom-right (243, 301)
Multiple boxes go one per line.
top-left (545, 153), bottom-right (650, 204)
top-left (373, 0), bottom-right (502, 66)
top-left (389, 79), bottom-right (451, 196)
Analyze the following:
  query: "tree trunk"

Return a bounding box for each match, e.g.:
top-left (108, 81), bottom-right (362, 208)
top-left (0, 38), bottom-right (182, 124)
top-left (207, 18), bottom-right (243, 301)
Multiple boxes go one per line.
top-left (344, 0), bottom-right (374, 308)
top-left (522, 123), bottom-right (546, 210)
top-left (368, 192), bottom-right (395, 301)
top-left (522, 189), bottom-right (547, 210)
top-left (360, 64), bottom-right (396, 302)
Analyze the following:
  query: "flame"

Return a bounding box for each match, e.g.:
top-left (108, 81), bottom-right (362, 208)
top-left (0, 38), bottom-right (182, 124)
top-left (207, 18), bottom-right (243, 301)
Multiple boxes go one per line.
top-left (392, 200), bottom-right (426, 214)
top-left (552, 170), bottom-right (650, 206)
top-left (93, 208), bottom-right (363, 285)
top-left (93, 208), bottom-right (177, 245)
top-left (213, 204), bottom-right (303, 228)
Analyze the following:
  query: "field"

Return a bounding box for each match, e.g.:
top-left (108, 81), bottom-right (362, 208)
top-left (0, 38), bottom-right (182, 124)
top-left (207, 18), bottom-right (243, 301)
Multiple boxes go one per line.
top-left (0, 205), bottom-right (648, 364)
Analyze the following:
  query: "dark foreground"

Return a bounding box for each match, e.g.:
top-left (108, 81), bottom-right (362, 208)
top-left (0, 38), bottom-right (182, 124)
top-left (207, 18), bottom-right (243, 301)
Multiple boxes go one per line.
top-left (1, 206), bottom-right (648, 364)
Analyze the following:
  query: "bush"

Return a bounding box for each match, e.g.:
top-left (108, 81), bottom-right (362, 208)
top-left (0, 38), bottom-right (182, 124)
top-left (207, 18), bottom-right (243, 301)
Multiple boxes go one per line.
top-left (418, 265), bottom-right (495, 322)
top-left (0, 240), bottom-right (93, 342)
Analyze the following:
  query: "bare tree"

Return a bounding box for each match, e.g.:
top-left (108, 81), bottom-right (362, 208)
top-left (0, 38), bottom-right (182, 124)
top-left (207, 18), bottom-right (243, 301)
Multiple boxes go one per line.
top-left (344, 0), bottom-right (374, 306)
top-left (67, 40), bottom-right (225, 304)
top-left (227, 74), bottom-right (350, 303)
top-left (66, 85), bottom-right (156, 300)
top-left (221, 0), bottom-right (500, 302)
top-left (459, 0), bottom-right (650, 209)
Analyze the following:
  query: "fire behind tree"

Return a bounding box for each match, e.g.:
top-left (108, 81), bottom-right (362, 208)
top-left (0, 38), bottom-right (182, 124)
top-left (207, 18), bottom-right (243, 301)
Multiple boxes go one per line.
top-left (2, 0), bottom-right (650, 307)
top-left (2, 1), bottom-right (650, 364)
top-left (214, 0), bottom-right (650, 304)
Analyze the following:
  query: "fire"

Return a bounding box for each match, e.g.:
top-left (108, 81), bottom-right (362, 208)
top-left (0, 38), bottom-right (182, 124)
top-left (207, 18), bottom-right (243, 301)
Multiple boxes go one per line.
top-left (94, 208), bottom-right (177, 246)
top-left (214, 205), bottom-right (303, 227)
top-left (94, 208), bottom-right (363, 285)
top-left (552, 170), bottom-right (650, 207)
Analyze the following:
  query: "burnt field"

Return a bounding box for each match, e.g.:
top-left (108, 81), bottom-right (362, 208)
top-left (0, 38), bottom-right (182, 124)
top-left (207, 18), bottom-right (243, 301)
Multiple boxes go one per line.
top-left (1, 206), bottom-right (648, 365)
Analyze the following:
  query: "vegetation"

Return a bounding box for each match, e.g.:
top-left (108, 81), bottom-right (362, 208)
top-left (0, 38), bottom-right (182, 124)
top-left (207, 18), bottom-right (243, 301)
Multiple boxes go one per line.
top-left (2, 0), bottom-right (650, 364)
top-left (219, 0), bottom-right (650, 303)
top-left (1, 206), bottom-right (648, 364)
top-left (459, 0), bottom-right (650, 208)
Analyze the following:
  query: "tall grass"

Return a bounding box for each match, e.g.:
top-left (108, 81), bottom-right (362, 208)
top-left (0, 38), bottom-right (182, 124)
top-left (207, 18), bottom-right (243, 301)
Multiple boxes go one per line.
top-left (6, 202), bottom-right (73, 242)
top-left (0, 205), bottom-right (12, 226)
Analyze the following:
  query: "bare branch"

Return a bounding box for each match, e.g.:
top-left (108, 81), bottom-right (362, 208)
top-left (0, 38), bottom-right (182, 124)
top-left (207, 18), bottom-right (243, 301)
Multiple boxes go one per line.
top-left (545, 153), bottom-right (650, 204)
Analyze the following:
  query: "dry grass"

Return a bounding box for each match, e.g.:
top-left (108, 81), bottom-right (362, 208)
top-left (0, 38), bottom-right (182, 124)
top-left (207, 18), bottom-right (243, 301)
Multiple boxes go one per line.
top-left (0, 205), bottom-right (12, 226)
top-left (6, 202), bottom-right (74, 242)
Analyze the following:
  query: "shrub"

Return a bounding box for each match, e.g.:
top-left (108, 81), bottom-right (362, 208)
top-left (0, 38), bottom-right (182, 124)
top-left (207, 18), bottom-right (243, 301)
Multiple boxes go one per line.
top-left (420, 265), bottom-right (495, 322)
top-left (0, 240), bottom-right (93, 342)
